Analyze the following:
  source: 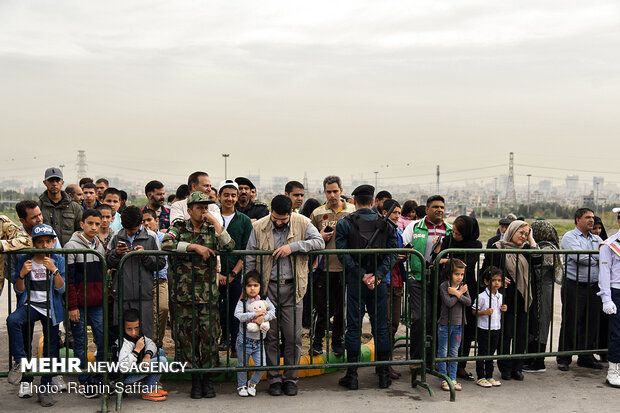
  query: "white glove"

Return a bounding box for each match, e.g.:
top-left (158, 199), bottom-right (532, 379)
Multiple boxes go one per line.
top-left (603, 301), bottom-right (617, 315)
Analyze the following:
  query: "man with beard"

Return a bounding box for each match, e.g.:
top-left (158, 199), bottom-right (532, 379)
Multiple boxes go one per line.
top-left (66, 184), bottom-right (84, 205)
top-left (245, 195), bottom-right (324, 396)
top-left (142, 180), bottom-right (170, 231)
top-left (234, 177), bottom-right (268, 222)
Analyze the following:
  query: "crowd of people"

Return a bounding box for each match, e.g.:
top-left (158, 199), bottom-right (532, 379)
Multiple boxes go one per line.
top-left (1, 166), bottom-right (619, 407)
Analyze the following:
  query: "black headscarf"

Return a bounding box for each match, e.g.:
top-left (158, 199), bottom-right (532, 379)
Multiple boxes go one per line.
top-left (445, 215), bottom-right (482, 249)
top-left (594, 216), bottom-right (608, 240)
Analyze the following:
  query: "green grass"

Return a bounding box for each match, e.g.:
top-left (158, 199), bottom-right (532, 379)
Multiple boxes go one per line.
top-left (474, 218), bottom-right (576, 244)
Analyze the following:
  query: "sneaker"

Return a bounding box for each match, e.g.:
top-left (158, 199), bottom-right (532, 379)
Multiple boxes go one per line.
top-left (142, 392), bottom-right (166, 402)
top-left (310, 344), bottom-right (323, 356)
top-left (52, 376), bottom-right (67, 392)
top-left (38, 390), bottom-right (56, 407)
top-left (488, 378), bottom-right (502, 387)
top-left (247, 383), bottom-right (256, 397)
top-left (8, 362), bottom-right (22, 385)
top-left (18, 382), bottom-right (33, 398)
top-left (238, 386), bottom-right (249, 397)
top-left (155, 386), bottom-right (168, 396)
top-left (523, 362), bottom-right (546, 373)
top-left (79, 384), bottom-right (100, 399)
top-left (476, 378), bottom-right (492, 388)
top-left (453, 381), bottom-right (462, 391)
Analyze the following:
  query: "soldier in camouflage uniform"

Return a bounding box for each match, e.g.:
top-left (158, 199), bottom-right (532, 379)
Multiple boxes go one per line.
top-left (162, 192), bottom-right (234, 399)
top-left (0, 215), bottom-right (33, 296)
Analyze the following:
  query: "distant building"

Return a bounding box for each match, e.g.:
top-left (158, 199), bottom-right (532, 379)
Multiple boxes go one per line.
top-left (566, 175), bottom-right (579, 192)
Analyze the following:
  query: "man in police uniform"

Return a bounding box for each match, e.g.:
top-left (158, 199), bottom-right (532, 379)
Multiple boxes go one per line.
top-left (599, 207), bottom-right (620, 387)
top-left (234, 177), bottom-right (268, 222)
top-left (0, 215), bottom-right (32, 296)
top-left (336, 185), bottom-right (398, 390)
top-left (162, 192), bottom-right (235, 399)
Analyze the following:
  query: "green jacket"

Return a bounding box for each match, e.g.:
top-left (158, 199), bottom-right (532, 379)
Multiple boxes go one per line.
top-left (220, 211), bottom-right (252, 275)
top-left (39, 191), bottom-right (83, 247)
top-left (406, 219), bottom-right (452, 281)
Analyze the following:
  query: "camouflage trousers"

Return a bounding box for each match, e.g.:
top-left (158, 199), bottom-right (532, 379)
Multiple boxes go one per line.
top-left (175, 302), bottom-right (220, 368)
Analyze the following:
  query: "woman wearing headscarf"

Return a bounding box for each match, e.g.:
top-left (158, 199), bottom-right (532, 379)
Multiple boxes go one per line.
top-left (592, 216), bottom-right (610, 361)
top-left (481, 220), bottom-right (541, 381)
top-left (523, 220), bottom-right (560, 373)
top-left (438, 215), bottom-right (483, 380)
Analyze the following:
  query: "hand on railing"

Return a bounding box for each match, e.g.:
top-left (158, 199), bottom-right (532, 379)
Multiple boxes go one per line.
top-left (273, 245), bottom-right (292, 259)
top-left (603, 301), bottom-right (617, 315)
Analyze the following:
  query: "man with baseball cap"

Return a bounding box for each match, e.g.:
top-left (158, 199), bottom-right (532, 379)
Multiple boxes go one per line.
top-left (38, 167), bottom-right (82, 246)
top-left (216, 179), bottom-right (253, 355)
top-left (234, 177), bottom-right (268, 222)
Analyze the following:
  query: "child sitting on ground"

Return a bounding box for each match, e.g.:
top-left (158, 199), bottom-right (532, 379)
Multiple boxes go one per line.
top-left (472, 266), bottom-right (508, 388)
top-left (437, 258), bottom-right (471, 392)
top-left (234, 270), bottom-right (276, 397)
top-left (117, 308), bottom-right (168, 402)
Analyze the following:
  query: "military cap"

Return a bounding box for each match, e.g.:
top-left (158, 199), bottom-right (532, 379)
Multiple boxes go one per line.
top-left (235, 177), bottom-right (255, 190)
top-left (187, 191), bottom-right (213, 206)
top-left (351, 184), bottom-right (375, 197)
top-left (32, 224), bottom-right (56, 240)
top-left (44, 167), bottom-right (63, 180)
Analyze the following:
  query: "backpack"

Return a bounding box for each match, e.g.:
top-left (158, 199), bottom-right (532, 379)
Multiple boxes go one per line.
top-left (344, 212), bottom-right (390, 272)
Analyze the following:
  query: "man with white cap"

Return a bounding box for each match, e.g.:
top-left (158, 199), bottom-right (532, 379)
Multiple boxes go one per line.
top-left (599, 207), bottom-right (620, 387)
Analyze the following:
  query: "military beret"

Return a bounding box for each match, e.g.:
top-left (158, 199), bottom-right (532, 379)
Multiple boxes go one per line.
top-left (351, 184), bottom-right (375, 198)
top-left (187, 191), bottom-right (213, 206)
top-left (235, 177), bottom-right (255, 190)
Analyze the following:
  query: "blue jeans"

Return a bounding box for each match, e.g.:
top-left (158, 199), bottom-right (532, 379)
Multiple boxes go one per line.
top-left (236, 333), bottom-right (266, 387)
top-left (608, 288), bottom-right (620, 363)
top-left (124, 348), bottom-right (166, 393)
top-left (344, 281), bottom-right (390, 353)
top-left (71, 306), bottom-right (104, 384)
top-left (437, 324), bottom-right (462, 381)
top-left (7, 305), bottom-right (59, 386)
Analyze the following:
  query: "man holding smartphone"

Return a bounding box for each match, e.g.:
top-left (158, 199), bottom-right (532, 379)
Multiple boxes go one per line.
top-left (309, 176), bottom-right (355, 357)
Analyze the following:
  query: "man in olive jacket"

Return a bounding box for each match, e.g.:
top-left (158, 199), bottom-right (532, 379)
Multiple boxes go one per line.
top-left (38, 167), bottom-right (82, 246)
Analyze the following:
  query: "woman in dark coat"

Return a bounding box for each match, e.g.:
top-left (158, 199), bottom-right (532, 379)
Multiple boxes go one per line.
top-left (438, 215), bottom-right (482, 380)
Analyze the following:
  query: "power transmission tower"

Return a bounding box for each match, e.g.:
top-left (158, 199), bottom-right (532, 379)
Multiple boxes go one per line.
top-left (436, 165), bottom-right (440, 194)
top-left (303, 171), bottom-right (308, 191)
top-left (506, 152), bottom-right (517, 206)
top-left (76, 150), bottom-right (88, 181)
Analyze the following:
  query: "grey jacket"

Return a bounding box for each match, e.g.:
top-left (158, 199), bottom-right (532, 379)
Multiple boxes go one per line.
top-left (39, 191), bottom-right (83, 246)
top-left (438, 280), bottom-right (472, 326)
top-left (106, 226), bottom-right (165, 302)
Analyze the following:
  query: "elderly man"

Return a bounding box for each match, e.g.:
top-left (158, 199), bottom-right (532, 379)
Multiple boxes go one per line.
top-left (170, 171), bottom-right (222, 225)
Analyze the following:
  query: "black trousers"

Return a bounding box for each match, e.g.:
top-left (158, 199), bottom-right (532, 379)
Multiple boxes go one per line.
top-left (497, 288), bottom-right (528, 373)
top-left (557, 279), bottom-right (600, 365)
top-left (407, 278), bottom-right (433, 361)
top-left (476, 328), bottom-right (500, 379)
top-left (312, 271), bottom-right (344, 346)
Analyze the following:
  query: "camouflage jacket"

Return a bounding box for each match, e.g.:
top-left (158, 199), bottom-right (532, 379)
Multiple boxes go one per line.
top-left (0, 215), bottom-right (33, 296)
top-left (161, 219), bottom-right (235, 303)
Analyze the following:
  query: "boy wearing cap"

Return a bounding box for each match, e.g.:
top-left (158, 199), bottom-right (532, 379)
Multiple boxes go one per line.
top-left (38, 167), bottom-right (83, 246)
top-left (7, 224), bottom-right (65, 406)
top-left (217, 179), bottom-right (253, 355)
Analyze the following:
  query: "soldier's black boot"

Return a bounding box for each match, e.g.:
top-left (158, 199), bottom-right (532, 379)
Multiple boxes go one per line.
top-left (378, 352), bottom-right (392, 389)
top-left (190, 373), bottom-right (202, 399)
top-left (202, 374), bottom-right (216, 398)
top-left (338, 351), bottom-right (359, 390)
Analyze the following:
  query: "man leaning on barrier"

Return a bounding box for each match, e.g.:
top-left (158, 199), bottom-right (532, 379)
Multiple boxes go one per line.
top-left (598, 207), bottom-right (620, 387)
top-left (557, 208), bottom-right (602, 371)
top-left (245, 194), bottom-right (324, 397)
top-left (162, 191), bottom-right (235, 399)
top-left (335, 184), bottom-right (398, 390)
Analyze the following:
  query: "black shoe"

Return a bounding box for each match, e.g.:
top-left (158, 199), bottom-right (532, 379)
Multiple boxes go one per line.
top-left (523, 361), bottom-right (547, 373)
top-left (511, 371), bottom-right (524, 381)
top-left (557, 362), bottom-right (570, 371)
top-left (282, 381), bottom-right (298, 396)
top-left (332, 343), bottom-right (344, 357)
top-left (577, 359), bottom-right (603, 370)
top-left (457, 368), bottom-right (475, 381)
top-left (501, 371), bottom-right (512, 381)
top-left (338, 369), bottom-right (359, 390)
top-left (190, 374), bottom-right (202, 399)
top-left (268, 382), bottom-right (283, 396)
top-left (202, 376), bottom-right (216, 398)
top-left (310, 344), bottom-right (323, 356)
top-left (378, 367), bottom-right (392, 389)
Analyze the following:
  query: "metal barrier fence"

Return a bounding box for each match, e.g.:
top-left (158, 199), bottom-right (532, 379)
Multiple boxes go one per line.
top-left (1, 247), bottom-right (607, 409)
top-left (432, 248), bottom-right (604, 401)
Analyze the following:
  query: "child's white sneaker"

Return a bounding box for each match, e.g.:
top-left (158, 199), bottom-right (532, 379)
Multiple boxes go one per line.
top-left (247, 383), bottom-right (256, 397)
top-left (237, 386), bottom-right (249, 397)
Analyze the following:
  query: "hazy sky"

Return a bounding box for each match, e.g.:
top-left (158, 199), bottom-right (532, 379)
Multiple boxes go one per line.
top-left (1, 1), bottom-right (619, 190)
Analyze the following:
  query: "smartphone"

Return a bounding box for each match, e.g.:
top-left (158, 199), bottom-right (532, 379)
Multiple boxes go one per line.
top-left (117, 241), bottom-right (127, 248)
top-left (324, 226), bottom-right (334, 233)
